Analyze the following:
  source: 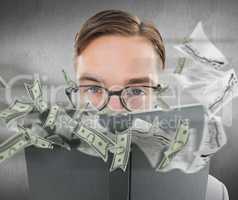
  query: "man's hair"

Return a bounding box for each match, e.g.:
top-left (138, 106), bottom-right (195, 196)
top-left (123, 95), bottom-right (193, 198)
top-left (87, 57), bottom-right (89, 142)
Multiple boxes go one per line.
top-left (74, 9), bottom-right (166, 69)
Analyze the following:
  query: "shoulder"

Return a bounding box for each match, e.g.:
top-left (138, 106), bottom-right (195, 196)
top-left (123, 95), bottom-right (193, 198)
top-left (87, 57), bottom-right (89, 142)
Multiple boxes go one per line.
top-left (206, 175), bottom-right (229, 200)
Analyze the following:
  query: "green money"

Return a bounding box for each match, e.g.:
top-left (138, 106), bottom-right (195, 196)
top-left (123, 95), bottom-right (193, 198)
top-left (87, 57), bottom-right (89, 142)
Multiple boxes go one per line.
top-left (47, 135), bottom-right (71, 150)
top-left (110, 131), bottom-right (132, 172)
top-left (0, 100), bottom-right (34, 124)
top-left (0, 130), bottom-right (31, 162)
top-left (25, 79), bottom-right (48, 113)
top-left (29, 133), bottom-right (54, 149)
top-left (18, 125), bottom-right (54, 149)
top-left (0, 125), bottom-right (54, 163)
top-left (74, 124), bottom-right (115, 162)
top-left (62, 70), bottom-right (77, 88)
top-left (157, 119), bottom-right (190, 169)
top-left (54, 110), bottom-right (78, 139)
top-left (43, 105), bottom-right (60, 130)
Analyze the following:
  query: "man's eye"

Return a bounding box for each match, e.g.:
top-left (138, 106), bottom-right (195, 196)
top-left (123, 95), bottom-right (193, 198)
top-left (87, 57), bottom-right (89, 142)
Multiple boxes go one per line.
top-left (128, 88), bottom-right (145, 96)
top-left (85, 86), bottom-right (103, 94)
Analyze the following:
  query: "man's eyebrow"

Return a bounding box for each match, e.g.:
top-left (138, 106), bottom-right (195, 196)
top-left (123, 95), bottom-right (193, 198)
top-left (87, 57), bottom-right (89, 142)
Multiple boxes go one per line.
top-left (78, 74), bottom-right (104, 84)
top-left (125, 77), bottom-right (155, 85)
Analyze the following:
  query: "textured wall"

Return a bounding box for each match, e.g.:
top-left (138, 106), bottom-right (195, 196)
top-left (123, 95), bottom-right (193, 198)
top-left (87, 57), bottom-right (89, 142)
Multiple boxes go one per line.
top-left (0, 0), bottom-right (237, 199)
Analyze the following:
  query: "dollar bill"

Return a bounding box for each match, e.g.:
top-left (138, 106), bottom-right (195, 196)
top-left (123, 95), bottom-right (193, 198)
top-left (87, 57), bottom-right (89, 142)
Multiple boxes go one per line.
top-left (43, 105), bottom-right (60, 130)
top-left (73, 124), bottom-right (115, 162)
top-left (62, 69), bottom-right (78, 89)
top-left (174, 22), bottom-right (228, 70)
top-left (172, 58), bottom-right (225, 90)
top-left (150, 117), bottom-right (172, 145)
top-left (17, 125), bottom-right (54, 149)
top-left (73, 100), bottom-right (98, 122)
top-left (179, 43), bottom-right (225, 69)
top-left (131, 118), bottom-right (171, 145)
top-left (25, 79), bottom-right (48, 113)
top-left (0, 129), bottom-right (31, 162)
top-left (199, 116), bottom-right (227, 156)
top-left (185, 116), bottom-right (227, 173)
top-left (175, 67), bottom-right (238, 116)
top-left (131, 117), bottom-right (172, 168)
top-left (131, 118), bottom-right (153, 134)
top-left (208, 69), bottom-right (238, 115)
top-left (0, 100), bottom-right (34, 124)
top-left (76, 140), bottom-right (101, 157)
top-left (0, 125), bottom-right (53, 163)
top-left (109, 130), bottom-right (132, 172)
top-left (157, 119), bottom-right (190, 170)
top-left (54, 110), bottom-right (78, 140)
top-left (46, 134), bottom-right (71, 150)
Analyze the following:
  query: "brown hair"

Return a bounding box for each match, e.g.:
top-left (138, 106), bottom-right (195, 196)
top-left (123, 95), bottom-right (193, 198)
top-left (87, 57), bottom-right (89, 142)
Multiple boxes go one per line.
top-left (74, 9), bottom-right (166, 69)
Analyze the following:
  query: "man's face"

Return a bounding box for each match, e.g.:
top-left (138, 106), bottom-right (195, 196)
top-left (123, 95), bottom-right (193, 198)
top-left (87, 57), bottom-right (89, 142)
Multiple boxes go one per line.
top-left (75, 35), bottom-right (162, 112)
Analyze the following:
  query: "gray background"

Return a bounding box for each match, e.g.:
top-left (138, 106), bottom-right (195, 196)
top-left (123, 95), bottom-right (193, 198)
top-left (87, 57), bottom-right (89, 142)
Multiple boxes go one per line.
top-left (0, 0), bottom-right (237, 199)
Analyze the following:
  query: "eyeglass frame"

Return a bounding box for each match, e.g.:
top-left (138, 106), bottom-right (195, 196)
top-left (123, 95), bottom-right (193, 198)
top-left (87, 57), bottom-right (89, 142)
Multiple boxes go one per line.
top-left (65, 83), bottom-right (162, 112)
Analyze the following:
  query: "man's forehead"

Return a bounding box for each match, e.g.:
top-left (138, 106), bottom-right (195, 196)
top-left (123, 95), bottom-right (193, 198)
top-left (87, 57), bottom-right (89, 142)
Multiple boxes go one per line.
top-left (78, 72), bottom-right (157, 86)
top-left (76, 59), bottom-right (159, 87)
top-left (75, 36), bottom-right (161, 69)
top-left (75, 35), bottom-right (161, 86)
top-left (76, 55), bottom-right (160, 70)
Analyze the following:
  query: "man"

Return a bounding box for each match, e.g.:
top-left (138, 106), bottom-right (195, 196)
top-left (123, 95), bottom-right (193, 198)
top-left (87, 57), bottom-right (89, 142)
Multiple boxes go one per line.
top-left (73, 9), bottom-right (229, 200)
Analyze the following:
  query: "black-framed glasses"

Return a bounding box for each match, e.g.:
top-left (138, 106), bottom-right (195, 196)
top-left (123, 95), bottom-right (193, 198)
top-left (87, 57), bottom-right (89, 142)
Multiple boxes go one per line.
top-left (67, 84), bottom-right (162, 112)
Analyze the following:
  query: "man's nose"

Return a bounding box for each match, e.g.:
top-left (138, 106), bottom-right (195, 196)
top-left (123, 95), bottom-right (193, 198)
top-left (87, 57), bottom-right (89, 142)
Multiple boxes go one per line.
top-left (107, 95), bottom-right (124, 112)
